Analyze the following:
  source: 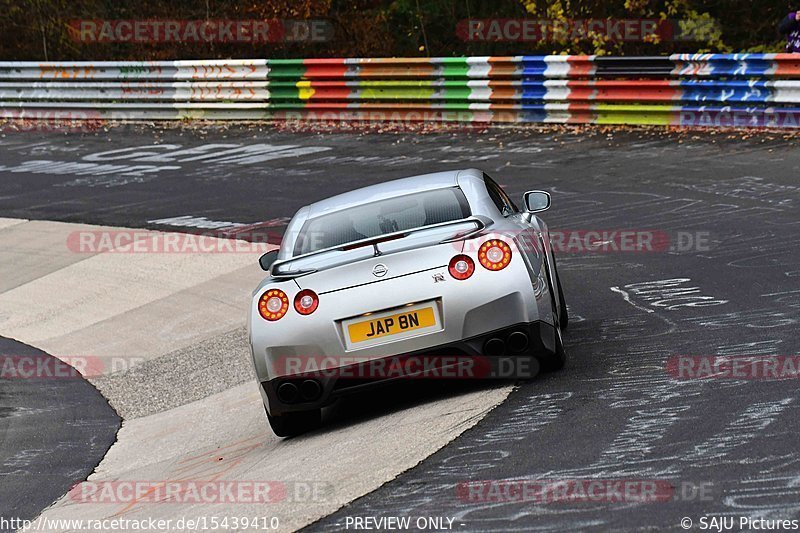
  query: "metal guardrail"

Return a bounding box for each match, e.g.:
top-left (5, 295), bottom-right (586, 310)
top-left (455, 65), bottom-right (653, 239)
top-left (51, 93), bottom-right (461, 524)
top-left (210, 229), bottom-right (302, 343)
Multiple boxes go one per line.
top-left (1, 55), bottom-right (800, 128)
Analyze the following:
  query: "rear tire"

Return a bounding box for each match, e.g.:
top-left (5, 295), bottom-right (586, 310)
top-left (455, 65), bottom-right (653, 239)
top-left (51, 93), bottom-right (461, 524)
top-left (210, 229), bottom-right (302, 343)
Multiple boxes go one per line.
top-left (540, 323), bottom-right (567, 372)
top-left (266, 408), bottom-right (321, 438)
top-left (552, 253), bottom-right (568, 331)
top-left (540, 290), bottom-right (568, 372)
top-left (556, 271), bottom-right (569, 331)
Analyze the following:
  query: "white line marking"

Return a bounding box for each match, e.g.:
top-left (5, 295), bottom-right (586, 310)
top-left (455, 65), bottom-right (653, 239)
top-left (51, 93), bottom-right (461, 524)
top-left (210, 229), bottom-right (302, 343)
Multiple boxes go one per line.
top-left (610, 286), bottom-right (655, 314)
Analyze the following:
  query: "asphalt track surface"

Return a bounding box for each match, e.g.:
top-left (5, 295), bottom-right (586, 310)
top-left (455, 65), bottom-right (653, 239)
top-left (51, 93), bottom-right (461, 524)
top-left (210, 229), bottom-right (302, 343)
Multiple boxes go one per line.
top-left (1, 124), bottom-right (799, 531)
top-left (0, 337), bottom-right (119, 532)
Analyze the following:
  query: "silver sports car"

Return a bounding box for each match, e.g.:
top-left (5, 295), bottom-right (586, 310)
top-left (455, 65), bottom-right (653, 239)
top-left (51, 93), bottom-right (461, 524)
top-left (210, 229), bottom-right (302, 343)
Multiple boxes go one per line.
top-left (248, 169), bottom-right (568, 437)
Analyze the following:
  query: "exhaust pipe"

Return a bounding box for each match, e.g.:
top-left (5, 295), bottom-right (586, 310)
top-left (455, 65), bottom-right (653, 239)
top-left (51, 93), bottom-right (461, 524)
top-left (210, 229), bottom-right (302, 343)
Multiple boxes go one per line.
top-left (507, 331), bottom-right (529, 353)
top-left (300, 379), bottom-right (322, 402)
top-left (277, 382), bottom-right (299, 403)
top-left (484, 337), bottom-right (506, 357)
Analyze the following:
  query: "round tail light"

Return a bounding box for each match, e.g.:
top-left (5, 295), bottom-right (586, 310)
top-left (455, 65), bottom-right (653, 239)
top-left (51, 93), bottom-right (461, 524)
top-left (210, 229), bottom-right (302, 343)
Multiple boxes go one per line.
top-left (448, 255), bottom-right (475, 280)
top-left (259, 289), bottom-right (289, 321)
top-left (478, 239), bottom-right (512, 271)
top-left (294, 289), bottom-right (319, 315)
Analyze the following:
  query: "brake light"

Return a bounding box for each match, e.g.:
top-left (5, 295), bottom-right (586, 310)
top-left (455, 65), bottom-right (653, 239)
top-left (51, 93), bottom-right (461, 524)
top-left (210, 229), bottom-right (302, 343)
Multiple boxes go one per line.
top-left (448, 255), bottom-right (475, 280)
top-left (478, 239), bottom-right (512, 271)
top-left (294, 289), bottom-right (319, 315)
top-left (259, 289), bottom-right (289, 321)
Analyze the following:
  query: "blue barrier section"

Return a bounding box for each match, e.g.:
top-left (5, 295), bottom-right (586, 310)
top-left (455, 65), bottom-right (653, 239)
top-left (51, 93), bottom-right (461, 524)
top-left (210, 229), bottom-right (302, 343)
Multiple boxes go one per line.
top-left (680, 80), bottom-right (772, 103)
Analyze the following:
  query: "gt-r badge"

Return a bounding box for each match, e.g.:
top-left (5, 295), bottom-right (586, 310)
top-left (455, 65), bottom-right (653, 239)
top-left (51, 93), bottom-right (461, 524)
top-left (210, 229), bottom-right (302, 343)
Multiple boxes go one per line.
top-left (432, 273), bottom-right (446, 283)
top-left (372, 264), bottom-right (388, 277)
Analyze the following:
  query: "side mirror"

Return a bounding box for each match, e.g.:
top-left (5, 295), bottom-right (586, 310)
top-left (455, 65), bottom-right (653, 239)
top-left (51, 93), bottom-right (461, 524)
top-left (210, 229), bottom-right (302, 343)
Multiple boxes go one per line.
top-left (523, 191), bottom-right (551, 213)
top-left (259, 250), bottom-right (279, 272)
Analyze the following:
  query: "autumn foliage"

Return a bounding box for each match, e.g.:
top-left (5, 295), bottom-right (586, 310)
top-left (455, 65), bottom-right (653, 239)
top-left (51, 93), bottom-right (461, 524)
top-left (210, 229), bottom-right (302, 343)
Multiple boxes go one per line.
top-left (0, 0), bottom-right (792, 60)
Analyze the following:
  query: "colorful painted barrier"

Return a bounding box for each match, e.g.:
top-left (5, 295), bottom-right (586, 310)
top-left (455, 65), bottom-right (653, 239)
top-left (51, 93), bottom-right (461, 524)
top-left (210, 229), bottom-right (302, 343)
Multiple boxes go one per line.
top-left (1, 54), bottom-right (800, 128)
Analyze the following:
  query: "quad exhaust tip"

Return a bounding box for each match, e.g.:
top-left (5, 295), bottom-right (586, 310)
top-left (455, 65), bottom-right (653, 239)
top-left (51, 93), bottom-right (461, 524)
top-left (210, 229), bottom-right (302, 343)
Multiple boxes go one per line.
top-left (277, 379), bottom-right (322, 404)
top-left (484, 338), bottom-right (506, 357)
top-left (484, 331), bottom-right (529, 356)
top-left (300, 379), bottom-right (322, 402)
top-left (277, 382), bottom-right (299, 403)
top-left (507, 331), bottom-right (529, 353)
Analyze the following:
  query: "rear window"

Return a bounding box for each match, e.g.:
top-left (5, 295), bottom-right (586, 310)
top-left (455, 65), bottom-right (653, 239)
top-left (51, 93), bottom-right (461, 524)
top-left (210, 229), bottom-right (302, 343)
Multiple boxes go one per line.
top-left (294, 187), bottom-right (471, 256)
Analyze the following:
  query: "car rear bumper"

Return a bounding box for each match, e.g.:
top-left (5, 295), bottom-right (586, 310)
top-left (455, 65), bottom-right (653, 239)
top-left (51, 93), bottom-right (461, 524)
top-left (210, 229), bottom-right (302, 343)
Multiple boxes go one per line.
top-left (250, 249), bottom-right (553, 374)
top-left (259, 320), bottom-right (558, 416)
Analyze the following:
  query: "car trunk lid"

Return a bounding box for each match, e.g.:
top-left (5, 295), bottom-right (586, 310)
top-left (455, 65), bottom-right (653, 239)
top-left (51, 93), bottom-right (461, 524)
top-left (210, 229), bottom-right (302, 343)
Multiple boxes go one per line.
top-left (289, 225), bottom-right (471, 294)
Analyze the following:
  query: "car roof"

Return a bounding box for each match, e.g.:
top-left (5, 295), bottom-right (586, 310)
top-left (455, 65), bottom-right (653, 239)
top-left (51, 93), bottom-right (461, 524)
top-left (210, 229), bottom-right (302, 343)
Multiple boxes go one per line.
top-left (304, 168), bottom-right (484, 218)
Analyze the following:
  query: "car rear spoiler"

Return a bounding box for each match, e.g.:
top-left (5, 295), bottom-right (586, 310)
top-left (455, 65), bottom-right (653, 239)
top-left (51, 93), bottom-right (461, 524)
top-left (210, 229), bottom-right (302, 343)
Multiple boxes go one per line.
top-left (271, 215), bottom-right (493, 279)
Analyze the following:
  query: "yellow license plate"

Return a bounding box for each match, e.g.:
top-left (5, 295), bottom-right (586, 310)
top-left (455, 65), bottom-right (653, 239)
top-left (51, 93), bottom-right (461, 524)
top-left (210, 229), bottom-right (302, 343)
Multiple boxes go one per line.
top-left (348, 307), bottom-right (436, 344)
